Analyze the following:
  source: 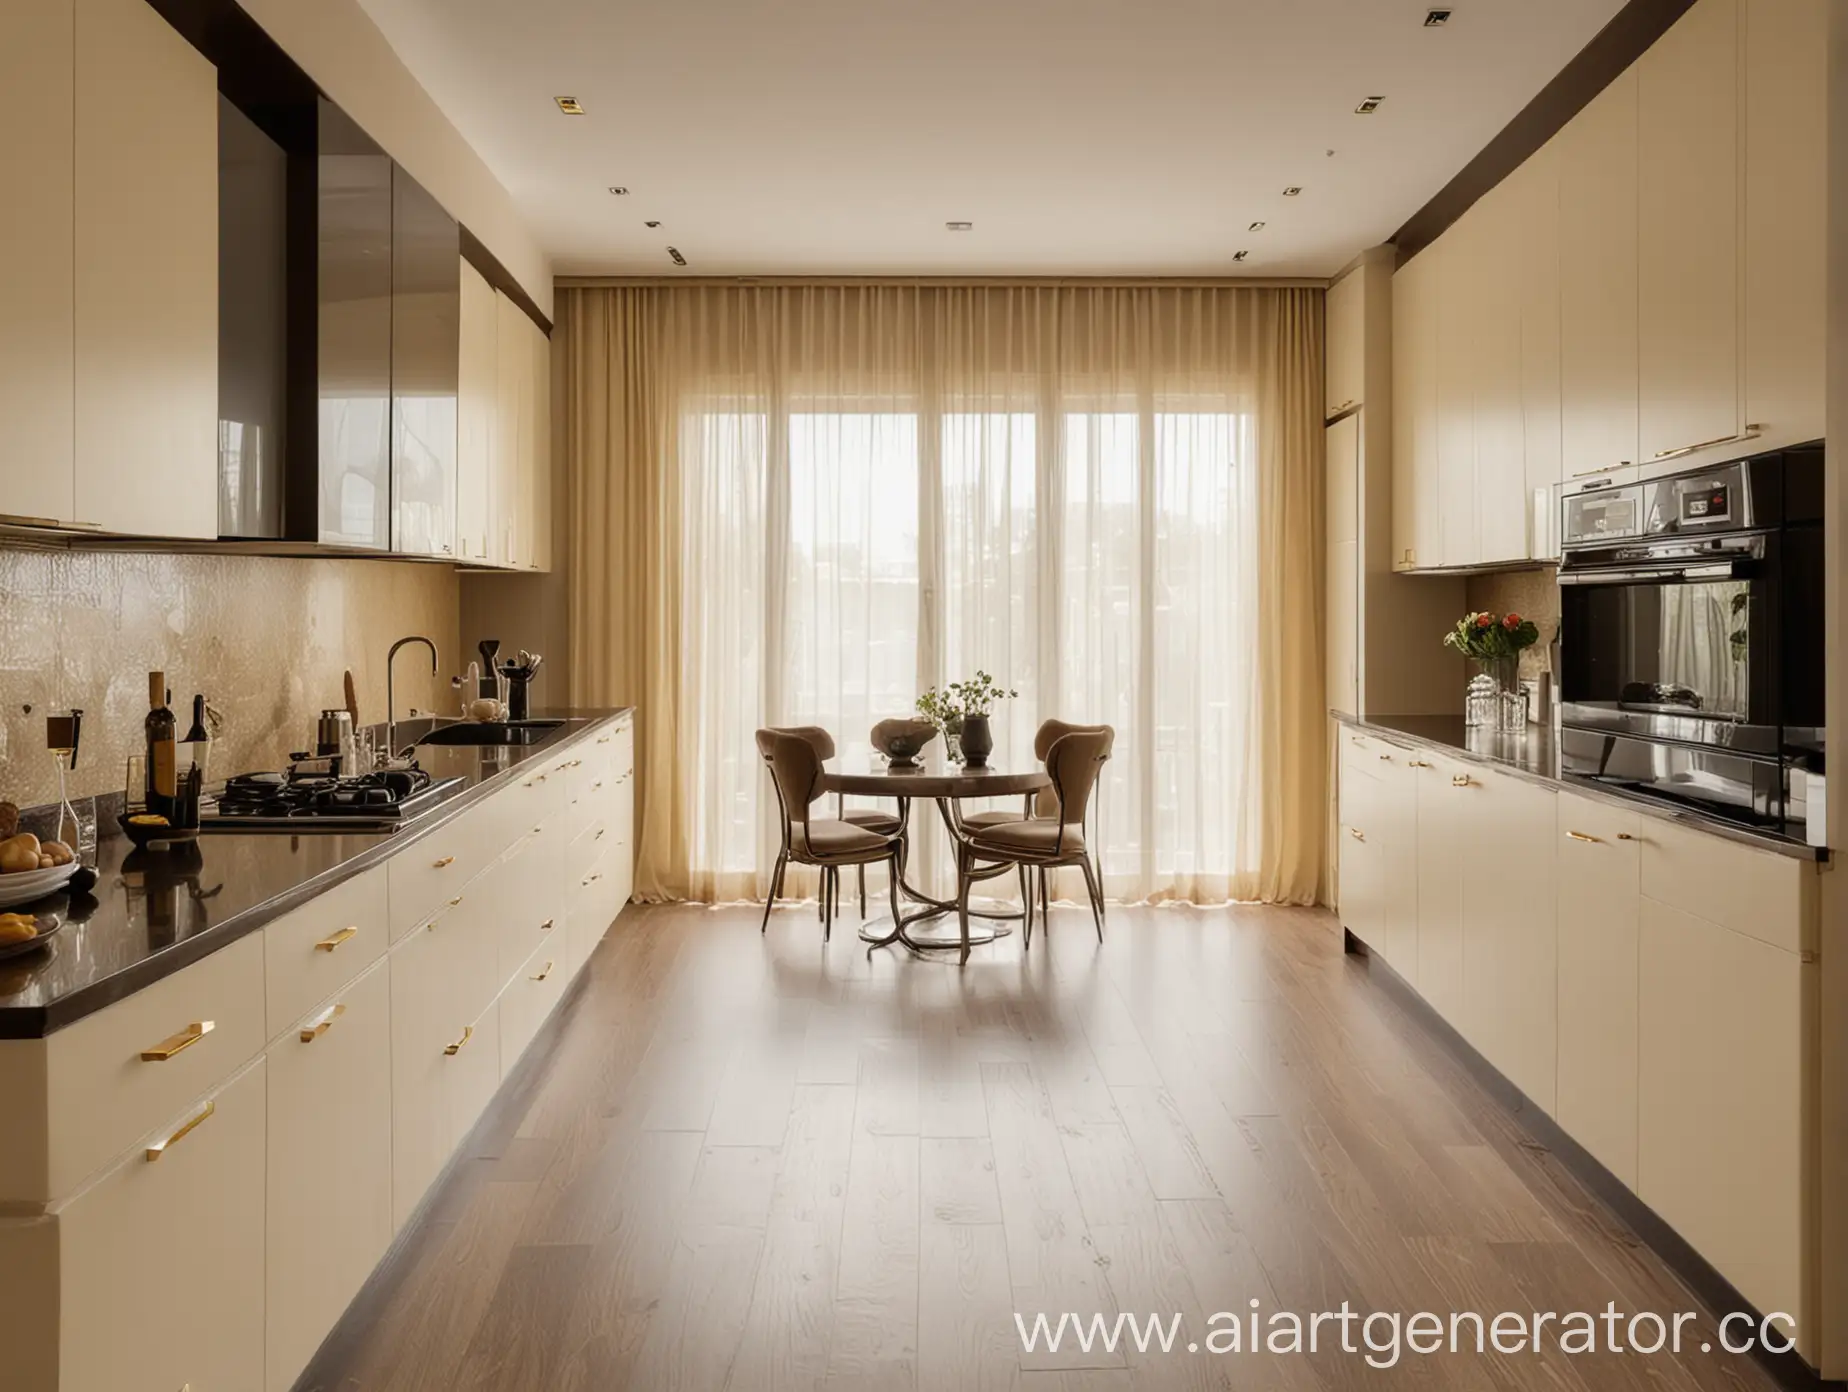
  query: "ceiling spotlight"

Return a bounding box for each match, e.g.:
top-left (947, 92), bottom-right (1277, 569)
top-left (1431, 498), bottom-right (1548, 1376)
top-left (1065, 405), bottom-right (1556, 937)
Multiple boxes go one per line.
top-left (645, 220), bottom-right (661, 228)
top-left (666, 246), bottom-right (687, 266)
top-left (554, 96), bottom-right (585, 115)
top-left (1283, 186), bottom-right (1302, 197)
top-left (946, 220), bottom-right (974, 231)
top-left (1425, 8), bottom-right (1452, 25)
top-left (1248, 220), bottom-right (1266, 232)
top-left (608, 186), bottom-right (629, 196)
top-left (1355, 96), bottom-right (1386, 114)
top-left (1233, 250), bottom-right (1250, 262)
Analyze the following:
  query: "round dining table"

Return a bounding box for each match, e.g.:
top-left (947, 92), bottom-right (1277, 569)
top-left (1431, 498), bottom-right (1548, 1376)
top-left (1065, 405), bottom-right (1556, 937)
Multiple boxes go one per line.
top-left (817, 761), bottom-right (1051, 954)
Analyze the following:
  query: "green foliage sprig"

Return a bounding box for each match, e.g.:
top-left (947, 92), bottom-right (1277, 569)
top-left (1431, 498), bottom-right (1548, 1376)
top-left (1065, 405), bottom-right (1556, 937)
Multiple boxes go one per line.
top-left (1443, 611), bottom-right (1540, 663)
top-left (916, 670), bottom-right (1019, 730)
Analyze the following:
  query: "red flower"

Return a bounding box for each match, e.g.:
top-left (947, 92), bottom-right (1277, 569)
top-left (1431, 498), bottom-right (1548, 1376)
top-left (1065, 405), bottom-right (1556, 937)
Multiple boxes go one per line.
top-left (1475, 614), bottom-right (1493, 629)
top-left (1503, 613), bottom-right (1521, 629)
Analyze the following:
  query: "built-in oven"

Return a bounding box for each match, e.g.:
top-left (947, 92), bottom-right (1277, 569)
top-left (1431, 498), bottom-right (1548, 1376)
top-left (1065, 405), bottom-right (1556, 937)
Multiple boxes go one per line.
top-left (1555, 443), bottom-right (1824, 842)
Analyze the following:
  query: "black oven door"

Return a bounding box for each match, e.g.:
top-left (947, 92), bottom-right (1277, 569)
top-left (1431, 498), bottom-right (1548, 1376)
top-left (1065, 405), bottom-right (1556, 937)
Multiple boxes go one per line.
top-left (1557, 545), bottom-right (1781, 757)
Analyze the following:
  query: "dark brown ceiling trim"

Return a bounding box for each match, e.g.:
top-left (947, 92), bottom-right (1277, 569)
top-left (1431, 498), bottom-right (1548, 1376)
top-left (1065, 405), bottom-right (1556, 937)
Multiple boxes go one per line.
top-left (1391, 0), bottom-right (1696, 265)
top-left (462, 225), bottom-right (553, 337)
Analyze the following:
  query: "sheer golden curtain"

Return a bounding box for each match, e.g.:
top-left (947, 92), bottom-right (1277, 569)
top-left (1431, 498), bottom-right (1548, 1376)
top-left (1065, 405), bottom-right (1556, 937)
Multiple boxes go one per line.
top-left (562, 283), bottom-right (1324, 906)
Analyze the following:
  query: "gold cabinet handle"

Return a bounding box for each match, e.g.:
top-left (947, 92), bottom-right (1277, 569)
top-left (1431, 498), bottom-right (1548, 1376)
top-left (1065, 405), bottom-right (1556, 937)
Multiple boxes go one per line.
top-left (146, 1100), bottom-right (215, 1161)
top-left (525, 774), bottom-right (548, 786)
top-left (595, 828), bottom-right (606, 840)
top-left (583, 872), bottom-right (602, 885)
top-left (555, 758), bottom-right (582, 771)
top-left (447, 895), bottom-right (464, 909)
top-left (1565, 830), bottom-right (1603, 844)
top-left (1616, 832), bottom-right (1638, 841)
top-left (1377, 753), bottom-right (1392, 762)
top-left (1332, 398), bottom-right (1356, 413)
top-left (1451, 775), bottom-right (1473, 788)
top-left (314, 925), bottom-right (358, 952)
top-left (1408, 759), bottom-right (1431, 768)
top-left (592, 781), bottom-right (604, 791)
top-left (432, 855), bottom-right (455, 869)
top-left (540, 917), bottom-right (556, 931)
top-left (597, 735), bottom-right (612, 744)
top-left (141, 1020), bottom-right (215, 1062)
top-left (1348, 827), bottom-right (1365, 842)
top-left (299, 1003), bottom-right (347, 1043)
top-left (444, 1024), bottom-right (474, 1056)
top-left (531, 960), bottom-right (555, 982)
top-left (1571, 461), bottom-right (1633, 479)
top-left (1652, 425), bottom-right (1761, 463)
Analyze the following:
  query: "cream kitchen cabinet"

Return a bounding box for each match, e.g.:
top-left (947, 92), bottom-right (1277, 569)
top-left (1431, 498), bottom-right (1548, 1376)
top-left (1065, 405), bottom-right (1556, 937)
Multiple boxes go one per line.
top-left (1412, 752), bottom-right (1470, 1021)
top-left (0, 0), bottom-right (76, 528)
top-left (1336, 756), bottom-right (1382, 951)
top-left (1638, 896), bottom-right (1813, 1337)
top-left (457, 258), bottom-right (498, 564)
top-left (1637, 0), bottom-right (1741, 467)
top-left (74, 0), bottom-right (218, 540)
top-left (1336, 732), bottom-right (1418, 981)
top-left (1466, 180), bottom-right (1528, 565)
top-left (1325, 268), bottom-right (1364, 419)
top-left (1432, 229), bottom-right (1477, 569)
top-left (1326, 413), bottom-right (1360, 715)
top-left (528, 311), bottom-right (554, 571)
top-left (1554, 792), bottom-right (1642, 1186)
top-left (1515, 137), bottom-right (1563, 505)
top-left (0, 0), bottom-right (217, 538)
top-left (1391, 247), bottom-right (1440, 571)
top-left (266, 956), bottom-right (393, 1392)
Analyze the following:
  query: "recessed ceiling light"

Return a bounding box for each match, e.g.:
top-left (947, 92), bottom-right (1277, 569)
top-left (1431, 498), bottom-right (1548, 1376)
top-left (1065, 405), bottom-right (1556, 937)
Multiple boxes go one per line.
top-left (1355, 96), bottom-right (1386, 114)
top-left (608, 186), bottom-right (629, 196)
top-left (1283, 186), bottom-right (1302, 197)
top-left (946, 221), bottom-right (974, 232)
top-left (554, 96), bottom-right (584, 115)
top-left (1233, 250), bottom-right (1250, 262)
top-left (1248, 220), bottom-right (1266, 232)
top-left (1425, 8), bottom-right (1453, 25)
top-left (666, 246), bottom-right (687, 266)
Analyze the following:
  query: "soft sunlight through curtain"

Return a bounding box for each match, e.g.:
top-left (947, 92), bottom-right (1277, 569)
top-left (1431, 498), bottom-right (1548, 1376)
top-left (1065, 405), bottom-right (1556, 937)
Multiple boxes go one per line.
top-left (562, 283), bottom-right (1325, 906)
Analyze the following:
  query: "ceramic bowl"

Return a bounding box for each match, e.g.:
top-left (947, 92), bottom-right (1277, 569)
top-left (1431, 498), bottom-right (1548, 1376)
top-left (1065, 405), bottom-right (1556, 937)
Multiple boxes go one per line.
top-left (0, 862), bottom-right (78, 909)
top-left (871, 717), bottom-right (939, 769)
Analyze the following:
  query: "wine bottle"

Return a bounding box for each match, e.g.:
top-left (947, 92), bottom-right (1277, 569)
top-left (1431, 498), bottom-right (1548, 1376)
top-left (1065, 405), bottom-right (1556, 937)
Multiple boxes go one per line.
top-left (145, 672), bottom-right (177, 821)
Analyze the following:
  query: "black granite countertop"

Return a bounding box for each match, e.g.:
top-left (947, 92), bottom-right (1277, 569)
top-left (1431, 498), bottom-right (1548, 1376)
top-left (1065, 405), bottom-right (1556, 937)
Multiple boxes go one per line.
top-left (1333, 711), bottom-right (1825, 862)
top-left (0, 708), bottom-right (633, 1039)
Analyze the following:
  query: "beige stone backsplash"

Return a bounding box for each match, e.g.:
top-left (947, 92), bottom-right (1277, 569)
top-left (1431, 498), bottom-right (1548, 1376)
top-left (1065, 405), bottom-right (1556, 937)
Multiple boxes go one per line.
top-left (1465, 565), bottom-right (1561, 682)
top-left (0, 546), bottom-right (460, 808)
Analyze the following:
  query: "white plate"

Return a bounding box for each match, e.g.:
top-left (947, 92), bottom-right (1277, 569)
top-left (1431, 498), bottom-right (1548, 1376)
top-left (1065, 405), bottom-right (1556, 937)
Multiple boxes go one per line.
top-left (0, 861), bottom-right (79, 908)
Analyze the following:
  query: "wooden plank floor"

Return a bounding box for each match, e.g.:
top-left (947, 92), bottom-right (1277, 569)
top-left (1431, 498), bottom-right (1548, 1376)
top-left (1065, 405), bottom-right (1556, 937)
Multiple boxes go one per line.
top-left (301, 901), bottom-right (1780, 1392)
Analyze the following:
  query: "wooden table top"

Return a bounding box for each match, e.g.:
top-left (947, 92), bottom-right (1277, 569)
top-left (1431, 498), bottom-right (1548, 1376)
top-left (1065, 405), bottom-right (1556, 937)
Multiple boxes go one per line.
top-left (819, 763), bottom-right (1050, 798)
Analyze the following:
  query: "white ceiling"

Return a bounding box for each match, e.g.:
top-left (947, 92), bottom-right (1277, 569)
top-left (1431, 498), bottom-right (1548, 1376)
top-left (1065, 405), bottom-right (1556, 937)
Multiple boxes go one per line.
top-left (355, 0), bottom-right (1625, 279)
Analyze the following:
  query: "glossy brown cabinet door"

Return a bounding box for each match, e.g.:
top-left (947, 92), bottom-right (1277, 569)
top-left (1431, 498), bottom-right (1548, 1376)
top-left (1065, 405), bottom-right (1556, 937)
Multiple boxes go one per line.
top-left (390, 166), bottom-right (459, 557)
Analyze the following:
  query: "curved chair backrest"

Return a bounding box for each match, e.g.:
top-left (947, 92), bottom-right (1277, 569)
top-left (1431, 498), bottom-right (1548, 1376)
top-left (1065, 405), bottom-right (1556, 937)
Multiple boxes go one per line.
top-left (1045, 726), bottom-right (1115, 838)
top-left (765, 731), bottom-right (825, 831)
top-left (781, 725), bottom-right (837, 761)
top-left (1033, 719), bottom-right (1107, 817)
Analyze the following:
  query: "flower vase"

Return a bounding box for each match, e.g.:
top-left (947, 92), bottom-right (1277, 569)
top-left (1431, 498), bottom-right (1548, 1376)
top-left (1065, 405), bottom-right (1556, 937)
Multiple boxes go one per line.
top-left (959, 714), bottom-right (993, 768)
top-left (1465, 657), bottom-right (1526, 732)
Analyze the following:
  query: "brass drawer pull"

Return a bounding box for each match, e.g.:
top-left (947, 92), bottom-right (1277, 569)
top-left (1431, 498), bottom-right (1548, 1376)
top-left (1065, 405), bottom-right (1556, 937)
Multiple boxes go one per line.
top-left (1616, 832), bottom-right (1637, 841)
top-left (299, 1003), bottom-right (347, 1043)
top-left (540, 917), bottom-right (556, 931)
top-left (432, 855), bottom-right (455, 869)
top-left (447, 895), bottom-right (464, 909)
top-left (146, 1100), bottom-right (215, 1162)
top-left (595, 828), bottom-right (606, 840)
top-left (1451, 775), bottom-right (1473, 788)
top-left (1565, 830), bottom-right (1603, 844)
top-left (1377, 753), bottom-right (1392, 762)
top-left (1348, 827), bottom-right (1365, 842)
top-left (1408, 759), bottom-right (1430, 768)
top-left (141, 1020), bottom-right (215, 1062)
top-left (598, 735), bottom-right (612, 744)
top-left (1571, 462), bottom-right (1632, 479)
top-left (444, 1024), bottom-right (474, 1056)
top-left (1652, 425), bottom-right (1761, 463)
top-left (531, 961), bottom-right (555, 982)
top-left (314, 926), bottom-right (359, 952)
top-left (592, 781), bottom-right (604, 791)
top-left (525, 774), bottom-right (548, 786)
top-left (583, 872), bottom-right (602, 885)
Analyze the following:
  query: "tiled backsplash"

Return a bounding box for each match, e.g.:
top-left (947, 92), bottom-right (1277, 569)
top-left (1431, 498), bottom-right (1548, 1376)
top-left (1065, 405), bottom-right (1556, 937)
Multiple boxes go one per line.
top-left (1466, 565), bottom-right (1561, 681)
top-left (0, 546), bottom-right (460, 808)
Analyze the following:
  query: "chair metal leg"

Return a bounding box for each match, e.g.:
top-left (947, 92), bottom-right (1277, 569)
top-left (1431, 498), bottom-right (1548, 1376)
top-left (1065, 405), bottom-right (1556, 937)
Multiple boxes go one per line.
top-left (1019, 865), bottom-right (1033, 949)
top-left (1080, 858), bottom-right (1104, 943)
top-left (858, 864), bottom-right (866, 919)
top-left (886, 847), bottom-right (903, 927)
top-left (956, 849), bottom-right (973, 966)
top-left (760, 851), bottom-right (787, 934)
top-left (1040, 867), bottom-right (1050, 925)
top-left (823, 867), bottom-right (834, 943)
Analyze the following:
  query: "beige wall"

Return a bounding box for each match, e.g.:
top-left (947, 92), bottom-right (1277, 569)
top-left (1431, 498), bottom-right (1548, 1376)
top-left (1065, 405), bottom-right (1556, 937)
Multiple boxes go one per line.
top-left (237, 0), bottom-right (551, 318)
top-left (0, 546), bottom-right (459, 807)
top-left (1465, 566), bottom-right (1560, 683)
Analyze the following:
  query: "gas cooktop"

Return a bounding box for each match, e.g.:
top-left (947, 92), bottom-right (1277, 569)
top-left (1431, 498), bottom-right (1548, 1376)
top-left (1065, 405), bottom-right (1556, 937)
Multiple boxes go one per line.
top-left (202, 767), bottom-right (465, 832)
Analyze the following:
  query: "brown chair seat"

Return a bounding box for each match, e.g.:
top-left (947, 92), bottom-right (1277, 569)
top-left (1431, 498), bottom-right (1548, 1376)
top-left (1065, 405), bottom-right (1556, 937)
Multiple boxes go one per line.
top-left (969, 819), bottom-right (1084, 856)
top-left (961, 807), bottom-right (1037, 831)
top-left (844, 808), bottom-right (903, 835)
top-left (795, 818), bottom-right (893, 856)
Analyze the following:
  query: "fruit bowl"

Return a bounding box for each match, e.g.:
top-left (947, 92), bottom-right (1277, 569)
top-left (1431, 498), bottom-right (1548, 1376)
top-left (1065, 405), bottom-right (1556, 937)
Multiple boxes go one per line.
top-left (117, 814), bottom-right (201, 852)
top-left (0, 863), bottom-right (78, 910)
top-left (0, 912), bottom-right (64, 961)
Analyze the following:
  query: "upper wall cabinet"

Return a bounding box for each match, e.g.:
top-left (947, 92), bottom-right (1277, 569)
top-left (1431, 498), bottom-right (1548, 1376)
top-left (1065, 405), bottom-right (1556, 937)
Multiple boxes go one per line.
top-left (457, 260), bottom-right (496, 566)
top-left (1637, 0), bottom-right (1740, 466)
top-left (1325, 271), bottom-right (1364, 419)
top-left (1390, 0), bottom-right (1824, 572)
top-left (457, 279), bottom-right (551, 573)
top-left (0, 0), bottom-right (218, 538)
top-left (389, 168), bottom-right (460, 559)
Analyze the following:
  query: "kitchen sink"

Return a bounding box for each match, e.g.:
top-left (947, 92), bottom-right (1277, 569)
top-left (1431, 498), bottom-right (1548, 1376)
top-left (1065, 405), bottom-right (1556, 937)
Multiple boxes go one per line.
top-left (415, 719), bottom-right (567, 747)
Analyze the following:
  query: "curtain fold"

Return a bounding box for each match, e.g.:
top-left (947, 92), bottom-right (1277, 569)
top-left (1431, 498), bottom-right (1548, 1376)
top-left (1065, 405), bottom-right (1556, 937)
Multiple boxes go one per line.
top-left (563, 283), bottom-right (1324, 906)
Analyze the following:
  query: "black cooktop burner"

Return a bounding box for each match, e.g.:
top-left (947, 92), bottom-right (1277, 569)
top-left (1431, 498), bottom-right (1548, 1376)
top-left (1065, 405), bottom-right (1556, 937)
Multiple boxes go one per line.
top-left (204, 767), bottom-right (461, 831)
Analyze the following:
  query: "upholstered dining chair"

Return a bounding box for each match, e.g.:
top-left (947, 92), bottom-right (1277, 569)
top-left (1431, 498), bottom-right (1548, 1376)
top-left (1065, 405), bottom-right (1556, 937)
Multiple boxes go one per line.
top-left (951, 725), bottom-right (1115, 961)
top-left (776, 726), bottom-right (903, 916)
top-left (756, 728), bottom-right (904, 940)
top-left (959, 718), bottom-right (1108, 929)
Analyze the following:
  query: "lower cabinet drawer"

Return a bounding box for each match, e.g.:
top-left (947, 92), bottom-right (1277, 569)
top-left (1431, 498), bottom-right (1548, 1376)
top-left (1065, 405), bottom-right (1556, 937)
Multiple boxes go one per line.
top-left (263, 864), bottom-right (389, 1039)
top-left (35, 930), bottom-right (265, 1202)
top-left (446, 995), bottom-right (502, 1160)
top-left (500, 939), bottom-right (566, 1078)
top-left (59, 1059), bottom-right (267, 1392)
top-left (387, 804), bottom-right (499, 941)
top-left (496, 824), bottom-right (567, 989)
top-left (266, 957), bottom-right (393, 1392)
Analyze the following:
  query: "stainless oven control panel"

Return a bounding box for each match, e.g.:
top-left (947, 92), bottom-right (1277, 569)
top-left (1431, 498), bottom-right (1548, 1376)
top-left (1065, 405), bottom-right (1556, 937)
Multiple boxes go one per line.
top-left (1561, 460), bottom-right (1752, 551)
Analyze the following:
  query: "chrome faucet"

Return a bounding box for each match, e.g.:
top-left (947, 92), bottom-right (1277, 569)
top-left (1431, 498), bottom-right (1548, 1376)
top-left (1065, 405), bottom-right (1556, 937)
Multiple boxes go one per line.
top-left (386, 636), bottom-right (439, 762)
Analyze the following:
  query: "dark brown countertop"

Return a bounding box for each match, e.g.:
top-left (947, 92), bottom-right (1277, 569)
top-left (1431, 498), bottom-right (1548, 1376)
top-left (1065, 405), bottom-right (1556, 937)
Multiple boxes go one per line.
top-left (1333, 710), bottom-right (1825, 862)
top-left (0, 708), bottom-right (633, 1039)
